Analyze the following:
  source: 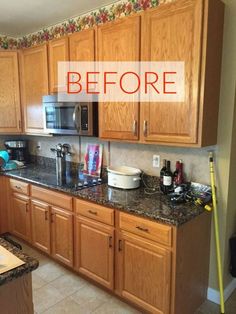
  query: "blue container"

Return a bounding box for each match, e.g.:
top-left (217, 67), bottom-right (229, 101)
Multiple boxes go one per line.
top-left (0, 150), bottom-right (10, 167)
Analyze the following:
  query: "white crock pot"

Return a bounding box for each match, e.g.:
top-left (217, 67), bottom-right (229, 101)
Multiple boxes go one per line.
top-left (107, 166), bottom-right (142, 189)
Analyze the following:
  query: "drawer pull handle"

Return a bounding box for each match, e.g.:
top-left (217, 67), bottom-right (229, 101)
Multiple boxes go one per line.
top-left (15, 186), bottom-right (22, 190)
top-left (118, 239), bottom-right (122, 251)
top-left (136, 226), bottom-right (149, 232)
top-left (88, 210), bottom-right (97, 215)
top-left (109, 236), bottom-right (113, 248)
top-left (45, 211), bottom-right (48, 221)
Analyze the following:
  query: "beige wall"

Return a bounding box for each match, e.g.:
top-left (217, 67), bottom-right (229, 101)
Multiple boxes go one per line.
top-left (11, 134), bottom-right (214, 184)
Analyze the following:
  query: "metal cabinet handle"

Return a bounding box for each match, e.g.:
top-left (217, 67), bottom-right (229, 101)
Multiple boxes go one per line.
top-left (45, 211), bottom-right (48, 221)
top-left (118, 239), bottom-right (122, 251)
top-left (136, 225), bottom-right (149, 232)
top-left (15, 186), bottom-right (22, 190)
top-left (25, 203), bottom-right (29, 213)
top-left (143, 120), bottom-right (148, 137)
top-left (51, 213), bottom-right (54, 223)
top-left (132, 120), bottom-right (137, 136)
top-left (88, 210), bottom-right (97, 215)
top-left (109, 236), bottom-right (113, 248)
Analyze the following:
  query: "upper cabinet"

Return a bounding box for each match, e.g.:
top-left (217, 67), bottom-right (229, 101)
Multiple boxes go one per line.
top-left (97, 15), bottom-right (140, 141)
top-left (0, 0), bottom-right (224, 145)
top-left (69, 28), bottom-right (95, 61)
top-left (20, 44), bottom-right (49, 134)
top-left (140, 0), bottom-right (224, 146)
top-left (48, 37), bottom-right (69, 94)
top-left (0, 51), bottom-right (22, 134)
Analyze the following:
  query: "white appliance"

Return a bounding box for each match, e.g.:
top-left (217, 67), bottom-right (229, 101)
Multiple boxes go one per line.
top-left (107, 166), bottom-right (142, 189)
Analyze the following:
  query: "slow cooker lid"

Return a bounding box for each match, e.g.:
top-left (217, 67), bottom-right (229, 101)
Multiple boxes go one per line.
top-left (107, 166), bottom-right (142, 176)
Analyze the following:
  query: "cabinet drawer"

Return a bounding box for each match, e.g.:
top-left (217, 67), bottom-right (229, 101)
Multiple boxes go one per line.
top-left (75, 199), bottom-right (114, 226)
top-left (119, 212), bottom-right (172, 247)
top-left (31, 185), bottom-right (73, 211)
top-left (9, 179), bottom-right (29, 195)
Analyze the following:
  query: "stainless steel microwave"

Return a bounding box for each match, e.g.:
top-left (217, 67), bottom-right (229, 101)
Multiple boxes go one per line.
top-left (43, 95), bottom-right (98, 136)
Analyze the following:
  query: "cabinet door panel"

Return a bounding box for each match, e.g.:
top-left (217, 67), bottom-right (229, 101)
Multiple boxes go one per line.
top-left (141, 0), bottom-right (203, 144)
top-left (75, 216), bottom-right (114, 290)
top-left (0, 177), bottom-right (9, 234)
top-left (69, 29), bottom-right (95, 61)
top-left (11, 195), bottom-right (31, 241)
top-left (98, 16), bottom-right (140, 140)
top-left (20, 44), bottom-right (49, 133)
top-left (0, 51), bottom-right (21, 133)
top-left (51, 207), bottom-right (73, 267)
top-left (31, 200), bottom-right (50, 253)
top-left (118, 232), bottom-right (171, 314)
top-left (48, 37), bottom-right (69, 93)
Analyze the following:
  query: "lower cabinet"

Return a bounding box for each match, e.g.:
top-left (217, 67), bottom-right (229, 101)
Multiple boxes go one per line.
top-left (6, 179), bottom-right (211, 314)
top-left (11, 193), bottom-right (31, 242)
top-left (31, 200), bottom-right (50, 254)
top-left (75, 216), bottom-right (114, 290)
top-left (117, 231), bottom-right (171, 314)
top-left (51, 206), bottom-right (74, 267)
top-left (31, 199), bottom-right (74, 267)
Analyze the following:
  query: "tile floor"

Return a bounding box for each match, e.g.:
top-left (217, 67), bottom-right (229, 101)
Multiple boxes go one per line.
top-left (15, 238), bottom-right (236, 314)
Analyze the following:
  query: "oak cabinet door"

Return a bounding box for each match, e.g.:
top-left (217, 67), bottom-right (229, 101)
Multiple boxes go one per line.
top-left (31, 200), bottom-right (51, 254)
top-left (51, 206), bottom-right (73, 267)
top-left (48, 37), bottom-right (69, 94)
top-left (0, 51), bottom-right (22, 133)
top-left (0, 177), bottom-right (9, 234)
top-left (11, 194), bottom-right (31, 241)
top-left (75, 216), bottom-right (114, 290)
top-left (98, 15), bottom-right (140, 140)
top-left (20, 44), bottom-right (49, 134)
top-left (141, 0), bottom-right (203, 144)
top-left (69, 28), bottom-right (95, 61)
top-left (117, 232), bottom-right (171, 314)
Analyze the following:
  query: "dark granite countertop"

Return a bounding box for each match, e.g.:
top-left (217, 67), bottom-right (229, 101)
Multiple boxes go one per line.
top-left (0, 238), bottom-right (38, 286)
top-left (1, 164), bottom-right (206, 226)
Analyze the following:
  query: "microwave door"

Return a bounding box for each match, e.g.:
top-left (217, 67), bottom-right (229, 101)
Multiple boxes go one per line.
top-left (73, 104), bottom-right (81, 133)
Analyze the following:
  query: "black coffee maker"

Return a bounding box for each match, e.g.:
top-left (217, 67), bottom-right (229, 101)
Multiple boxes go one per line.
top-left (4, 140), bottom-right (29, 164)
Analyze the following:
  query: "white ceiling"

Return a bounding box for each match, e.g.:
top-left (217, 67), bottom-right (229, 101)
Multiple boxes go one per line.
top-left (0, 0), bottom-right (118, 37)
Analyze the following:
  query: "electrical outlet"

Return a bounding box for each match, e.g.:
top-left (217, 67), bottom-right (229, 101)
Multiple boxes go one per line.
top-left (153, 155), bottom-right (160, 168)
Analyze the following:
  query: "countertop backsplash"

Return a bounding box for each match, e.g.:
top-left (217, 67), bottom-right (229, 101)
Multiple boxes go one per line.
top-left (0, 135), bottom-right (216, 185)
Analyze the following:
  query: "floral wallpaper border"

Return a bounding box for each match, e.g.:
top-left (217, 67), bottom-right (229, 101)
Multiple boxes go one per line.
top-left (0, 0), bottom-right (170, 50)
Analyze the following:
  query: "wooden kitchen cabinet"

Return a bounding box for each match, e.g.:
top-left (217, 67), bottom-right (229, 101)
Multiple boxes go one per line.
top-left (97, 15), bottom-right (140, 141)
top-left (48, 37), bottom-right (69, 94)
top-left (0, 51), bottom-right (22, 134)
top-left (31, 200), bottom-right (51, 254)
top-left (140, 0), bottom-right (224, 146)
top-left (51, 206), bottom-right (74, 267)
top-left (0, 177), bottom-right (10, 234)
top-left (20, 44), bottom-right (49, 134)
top-left (117, 231), bottom-right (171, 314)
top-left (75, 216), bottom-right (114, 290)
top-left (11, 193), bottom-right (31, 242)
top-left (69, 28), bottom-right (95, 61)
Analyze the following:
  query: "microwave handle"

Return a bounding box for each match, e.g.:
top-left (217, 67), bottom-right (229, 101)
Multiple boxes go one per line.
top-left (73, 104), bottom-right (81, 131)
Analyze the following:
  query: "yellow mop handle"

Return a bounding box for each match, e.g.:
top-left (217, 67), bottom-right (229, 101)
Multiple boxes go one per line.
top-left (209, 152), bottom-right (225, 314)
